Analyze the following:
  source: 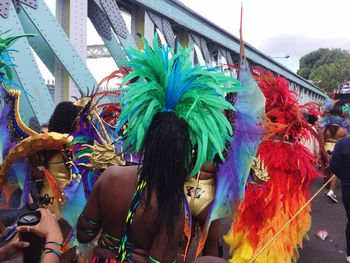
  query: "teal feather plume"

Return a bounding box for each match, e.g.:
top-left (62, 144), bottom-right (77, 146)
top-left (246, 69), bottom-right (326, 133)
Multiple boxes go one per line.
top-left (118, 33), bottom-right (240, 175)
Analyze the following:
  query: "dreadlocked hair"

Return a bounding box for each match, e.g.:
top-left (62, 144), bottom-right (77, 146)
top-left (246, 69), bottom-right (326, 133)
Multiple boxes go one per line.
top-left (140, 111), bottom-right (191, 235)
top-left (48, 101), bottom-right (80, 133)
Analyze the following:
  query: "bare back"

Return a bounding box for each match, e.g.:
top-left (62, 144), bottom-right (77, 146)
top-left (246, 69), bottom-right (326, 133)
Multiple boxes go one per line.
top-left (77, 165), bottom-right (184, 262)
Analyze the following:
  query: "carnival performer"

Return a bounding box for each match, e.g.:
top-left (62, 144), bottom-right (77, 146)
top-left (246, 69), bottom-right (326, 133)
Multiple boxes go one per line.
top-left (36, 101), bottom-right (81, 215)
top-left (179, 16), bottom-right (266, 261)
top-left (318, 108), bottom-right (348, 203)
top-left (0, 32), bottom-right (82, 262)
top-left (299, 103), bottom-right (321, 160)
top-left (77, 33), bottom-right (238, 262)
top-left (304, 114), bottom-right (321, 158)
top-left (225, 70), bottom-right (319, 263)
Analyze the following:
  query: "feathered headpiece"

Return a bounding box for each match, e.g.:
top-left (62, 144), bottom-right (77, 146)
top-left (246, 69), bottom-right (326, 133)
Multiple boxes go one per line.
top-left (300, 101), bottom-right (322, 118)
top-left (254, 69), bottom-right (309, 142)
top-left (194, 10), bottom-right (266, 255)
top-left (117, 33), bottom-right (240, 175)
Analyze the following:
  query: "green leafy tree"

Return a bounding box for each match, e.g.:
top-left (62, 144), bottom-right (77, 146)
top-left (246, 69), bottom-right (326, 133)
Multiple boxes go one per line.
top-left (298, 48), bottom-right (350, 92)
top-left (309, 59), bottom-right (350, 93)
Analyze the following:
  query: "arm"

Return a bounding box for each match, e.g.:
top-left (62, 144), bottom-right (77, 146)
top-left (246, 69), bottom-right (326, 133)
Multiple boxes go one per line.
top-left (148, 208), bottom-right (184, 263)
top-left (330, 140), bottom-right (343, 177)
top-left (76, 169), bottom-right (105, 243)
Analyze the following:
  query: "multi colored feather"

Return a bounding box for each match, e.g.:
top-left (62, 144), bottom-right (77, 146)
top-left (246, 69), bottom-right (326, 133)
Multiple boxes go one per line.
top-left (195, 46), bottom-right (266, 257)
top-left (0, 31), bottom-right (34, 207)
top-left (0, 31), bottom-right (34, 165)
top-left (225, 71), bottom-right (319, 263)
top-left (118, 33), bottom-right (240, 176)
top-left (319, 115), bottom-right (350, 133)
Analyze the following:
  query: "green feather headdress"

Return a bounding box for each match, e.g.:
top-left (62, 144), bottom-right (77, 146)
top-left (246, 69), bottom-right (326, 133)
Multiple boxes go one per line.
top-left (118, 33), bottom-right (240, 175)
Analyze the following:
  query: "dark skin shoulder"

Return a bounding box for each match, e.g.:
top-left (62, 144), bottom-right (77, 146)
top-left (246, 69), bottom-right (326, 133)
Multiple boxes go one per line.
top-left (77, 165), bottom-right (184, 263)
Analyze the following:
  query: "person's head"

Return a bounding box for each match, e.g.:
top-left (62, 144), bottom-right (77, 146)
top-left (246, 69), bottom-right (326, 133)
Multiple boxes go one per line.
top-left (325, 124), bottom-right (340, 140)
top-left (48, 101), bottom-right (80, 134)
top-left (39, 123), bottom-right (49, 133)
top-left (140, 111), bottom-right (191, 234)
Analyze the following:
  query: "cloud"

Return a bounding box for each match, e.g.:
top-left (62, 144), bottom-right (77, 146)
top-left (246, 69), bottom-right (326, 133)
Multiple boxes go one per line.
top-left (258, 34), bottom-right (350, 57)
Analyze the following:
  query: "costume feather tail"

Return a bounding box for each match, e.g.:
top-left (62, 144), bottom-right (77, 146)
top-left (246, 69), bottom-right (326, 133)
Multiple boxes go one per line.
top-left (226, 142), bottom-right (318, 262)
top-left (195, 6), bottom-right (265, 256)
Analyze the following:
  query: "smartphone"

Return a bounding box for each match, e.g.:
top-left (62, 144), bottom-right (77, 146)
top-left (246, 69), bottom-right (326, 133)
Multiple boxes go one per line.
top-left (17, 211), bottom-right (44, 263)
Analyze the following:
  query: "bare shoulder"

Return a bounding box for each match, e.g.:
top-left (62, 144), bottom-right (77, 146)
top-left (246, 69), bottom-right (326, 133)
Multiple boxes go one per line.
top-left (97, 165), bottom-right (140, 185)
top-left (339, 127), bottom-right (349, 138)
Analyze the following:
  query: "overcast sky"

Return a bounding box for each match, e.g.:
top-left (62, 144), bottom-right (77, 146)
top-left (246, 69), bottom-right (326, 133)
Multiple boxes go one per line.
top-left (40, 0), bottom-right (350, 82)
top-left (181, 0), bottom-right (350, 72)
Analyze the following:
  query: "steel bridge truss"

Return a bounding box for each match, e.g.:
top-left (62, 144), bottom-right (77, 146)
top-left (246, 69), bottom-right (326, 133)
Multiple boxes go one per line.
top-left (0, 0), bottom-right (324, 128)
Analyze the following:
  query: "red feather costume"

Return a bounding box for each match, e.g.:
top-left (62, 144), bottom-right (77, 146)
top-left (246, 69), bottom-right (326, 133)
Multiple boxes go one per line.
top-left (225, 70), bottom-right (319, 262)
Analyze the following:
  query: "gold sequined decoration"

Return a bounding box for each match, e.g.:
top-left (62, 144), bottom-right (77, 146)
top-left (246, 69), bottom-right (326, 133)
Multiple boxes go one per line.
top-left (78, 141), bottom-right (125, 170)
top-left (0, 132), bottom-right (73, 183)
top-left (251, 156), bottom-right (269, 184)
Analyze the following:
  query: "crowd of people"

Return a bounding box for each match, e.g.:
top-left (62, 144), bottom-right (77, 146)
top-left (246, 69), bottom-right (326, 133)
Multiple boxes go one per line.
top-left (1, 33), bottom-right (350, 263)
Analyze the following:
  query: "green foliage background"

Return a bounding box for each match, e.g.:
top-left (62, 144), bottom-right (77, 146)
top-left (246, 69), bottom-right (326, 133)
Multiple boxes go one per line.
top-left (298, 48), bottom-right (350, 93)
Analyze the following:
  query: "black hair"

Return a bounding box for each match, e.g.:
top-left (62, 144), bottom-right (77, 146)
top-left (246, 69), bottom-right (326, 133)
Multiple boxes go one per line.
top-left (48, 101), bottom-right (79, 133)
top-left (140, 112), bottom-right (191, 235)
top-left (307, 114), bottom-right (318, 125)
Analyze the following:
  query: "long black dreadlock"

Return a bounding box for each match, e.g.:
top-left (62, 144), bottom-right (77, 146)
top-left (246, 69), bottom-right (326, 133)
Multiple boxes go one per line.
top-left (140, 111), bottom-right (191, 235)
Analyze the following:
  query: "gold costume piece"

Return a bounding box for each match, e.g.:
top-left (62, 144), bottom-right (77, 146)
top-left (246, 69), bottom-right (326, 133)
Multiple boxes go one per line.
top-left (39, 151), bottom-right (71, 216)
top-left (184, 177), bottom-right (215, 217)
top-left (4, 88), bottom-right (37, 140)
top-left (0, 132), bottom-right (74, 216)
top-left (79, 141), bottom-right (125, 170)
top-left (251, 156), bottom-right (269, 184)
top-left (0, 132), bottom-right (72, 183)
top-left (324, 139), bottom-right (337, 156)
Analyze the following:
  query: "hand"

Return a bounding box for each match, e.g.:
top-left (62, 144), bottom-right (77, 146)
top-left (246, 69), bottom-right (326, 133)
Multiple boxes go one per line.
top-left (16, 208), bottom-right (63, 243)
top-left (0, 234), bottom-right (29, 262)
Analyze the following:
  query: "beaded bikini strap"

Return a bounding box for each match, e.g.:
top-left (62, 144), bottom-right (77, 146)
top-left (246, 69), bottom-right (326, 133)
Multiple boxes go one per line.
top-left (116, 173), bottom-right (146, 262)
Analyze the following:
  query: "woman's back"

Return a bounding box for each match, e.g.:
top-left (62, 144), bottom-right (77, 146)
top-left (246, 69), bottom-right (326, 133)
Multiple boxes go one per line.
top-left (77, 165), bottom-right (184, 262)
top-left (98, 166), bottom-right (158, 251)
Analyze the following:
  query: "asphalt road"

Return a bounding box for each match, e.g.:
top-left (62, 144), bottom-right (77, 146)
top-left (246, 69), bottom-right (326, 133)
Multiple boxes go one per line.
top-left (299, 177), bottom-right (347, 263)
